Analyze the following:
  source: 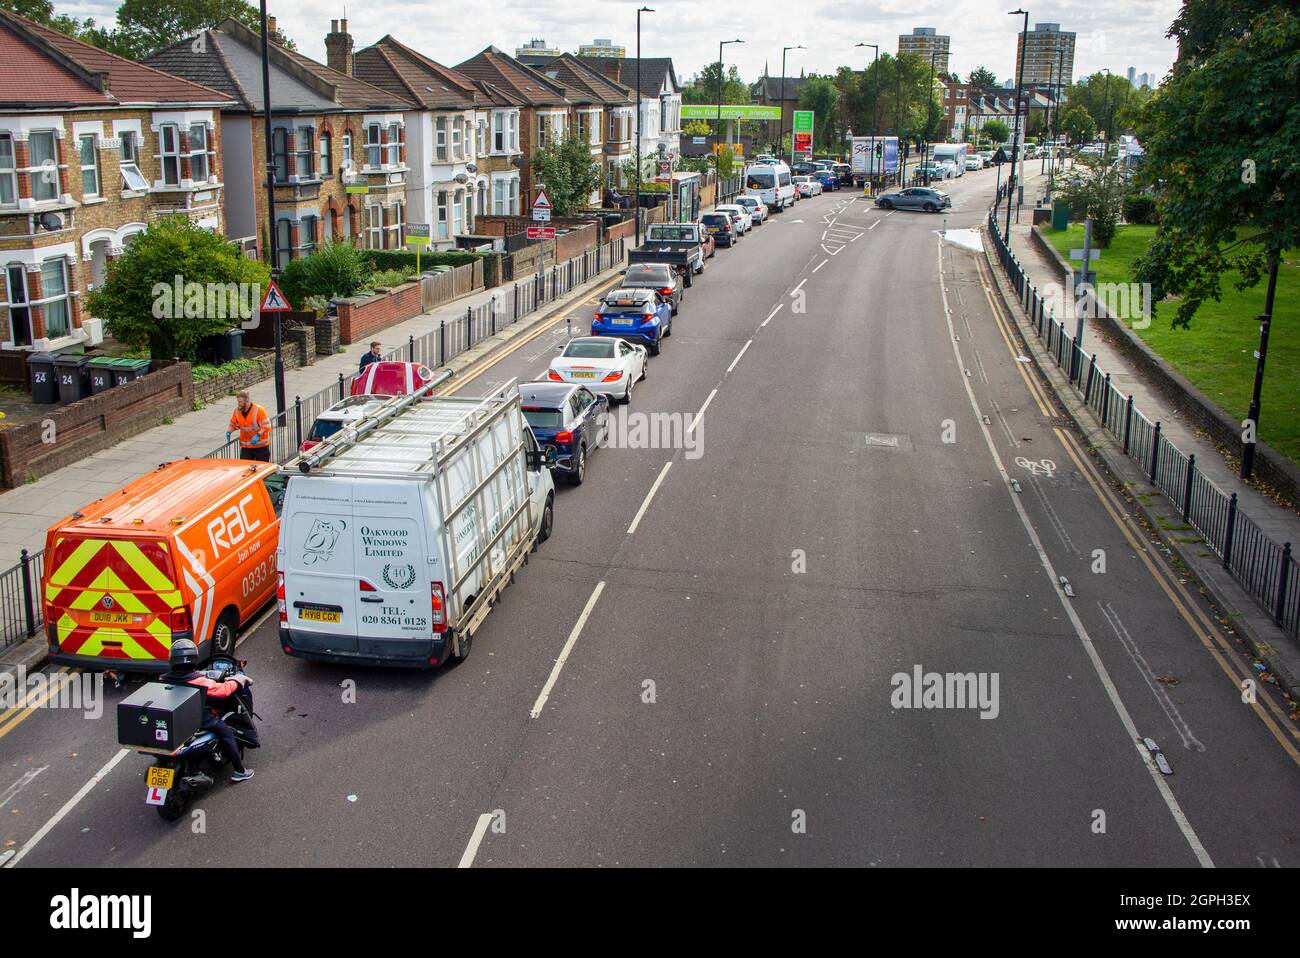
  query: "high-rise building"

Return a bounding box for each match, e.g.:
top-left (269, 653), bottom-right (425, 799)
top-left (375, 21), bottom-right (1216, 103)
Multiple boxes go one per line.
top-left (898, 27), bottom-right (950, 75)
top-left (515, 38), bottom-right (560, 59)
top-left (1014, 23), bottom-right (1075, 86)
top-left (578, 38), bottom-right (625, 58)
top-left (1126, 66), bottom-right (1136, 86)
top-left (1138, 71), bottom-right (1151, 88)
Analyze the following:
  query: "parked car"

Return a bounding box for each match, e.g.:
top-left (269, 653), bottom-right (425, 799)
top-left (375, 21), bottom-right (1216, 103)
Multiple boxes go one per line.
top-left (832, 162), bottom-right (853, 185)
top-left (620, 262), bottom-right (682, 315)
top-left (875, 186), bottom-right (952, 212)
top-left (519, 381), bottom-right (609, 486)
top-left (964, 157), bottom-right (983, 171)
top-left (715, 204), bottom-right (753, 235)
top-left (697, 226), bottom-right (716, 258)
top-left (735, 195), bottom-right (770, 226)
top-left (812, 169), bottom-right (840, 191)
top-left (701, 211), bottom-right (738, 247)
top-left (793, 175), bottom-right (822, 197)
top-left (301, 394), bottom-right (387, 452)
top-left (591, 287), bottom-right (673, 355)
top-left (548, 336), bottom-right (647, 404)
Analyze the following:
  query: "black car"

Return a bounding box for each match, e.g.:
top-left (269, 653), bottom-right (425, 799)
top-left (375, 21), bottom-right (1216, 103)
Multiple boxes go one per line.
top-left (701, 211), bottom-right (737, 248)
top-left (519, 381), bottom-right (610, 486)
top-left (620, 263), bottom-right (683, 315)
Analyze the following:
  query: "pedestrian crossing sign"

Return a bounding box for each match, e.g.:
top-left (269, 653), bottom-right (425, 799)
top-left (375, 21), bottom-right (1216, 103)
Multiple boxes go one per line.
top-left (260, 280), bottom-right (292, 313)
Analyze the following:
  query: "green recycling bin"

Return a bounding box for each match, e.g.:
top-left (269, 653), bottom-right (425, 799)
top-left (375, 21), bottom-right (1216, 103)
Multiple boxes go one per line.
top-left (1052, 199), bottom-right (1069, 232)
top-left (112, 358), bottom-right (151, 387)
top-left (87, 356), bottom-right (118, 395)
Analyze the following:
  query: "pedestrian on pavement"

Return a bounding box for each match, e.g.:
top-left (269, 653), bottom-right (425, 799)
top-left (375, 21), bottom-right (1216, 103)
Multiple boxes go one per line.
top-left (227, 390), bottom-right (272, 462)
top-left (359, 341), bottom-right (383, 372)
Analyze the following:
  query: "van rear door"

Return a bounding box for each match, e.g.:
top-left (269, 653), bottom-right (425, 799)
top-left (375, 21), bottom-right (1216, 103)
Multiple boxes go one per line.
top-left (349, 480), bottom-right (433, 652)
top-left (280, 477), bottom-right (360, 654)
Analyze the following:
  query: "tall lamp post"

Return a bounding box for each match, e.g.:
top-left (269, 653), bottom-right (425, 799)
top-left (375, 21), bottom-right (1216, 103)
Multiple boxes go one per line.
top-left (778, 44), bottom-right (804, 165)
top-left (924, 51), bottom-right (939, 186)
top-left (1006, 8), bottom-right (1029, 241)
top-left (1048, 46), bottom-right (1064, 192)
top-left (259, 0), bottom-right (284, 416)
top-left (855, 43), bottom-right (879, 186)
top-left (715, 38), bottom-right (743, 203)
top-left (635, 6), bottom-right (654, 246)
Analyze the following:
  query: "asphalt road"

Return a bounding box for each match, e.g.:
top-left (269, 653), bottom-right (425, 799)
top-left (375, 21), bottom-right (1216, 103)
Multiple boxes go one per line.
top-left (4, 173), bottom-right (1299, 868)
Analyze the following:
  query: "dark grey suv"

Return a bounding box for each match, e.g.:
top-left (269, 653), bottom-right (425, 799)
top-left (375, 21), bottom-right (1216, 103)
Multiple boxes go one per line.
top-left (875, 187), bottom-right (952, 213)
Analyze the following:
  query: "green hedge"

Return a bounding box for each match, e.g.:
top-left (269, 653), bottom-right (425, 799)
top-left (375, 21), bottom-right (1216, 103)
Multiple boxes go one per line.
top-left (361, 250), bottom-right (483, 272)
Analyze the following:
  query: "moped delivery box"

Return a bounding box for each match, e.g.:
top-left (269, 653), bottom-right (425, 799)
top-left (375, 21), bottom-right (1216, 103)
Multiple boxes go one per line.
top-left (117, 682), bottom-right (203, 752)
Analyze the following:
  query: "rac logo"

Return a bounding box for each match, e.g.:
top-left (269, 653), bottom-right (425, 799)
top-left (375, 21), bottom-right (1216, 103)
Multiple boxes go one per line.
top-left (206, 493), bottom-right (262, 558)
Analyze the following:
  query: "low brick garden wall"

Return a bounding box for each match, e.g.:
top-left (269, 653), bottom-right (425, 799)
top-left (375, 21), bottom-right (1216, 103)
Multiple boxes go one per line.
top-left (335, 281), bottom-right (423, 345)
top-left (193, 339), bottom-right (311, 406)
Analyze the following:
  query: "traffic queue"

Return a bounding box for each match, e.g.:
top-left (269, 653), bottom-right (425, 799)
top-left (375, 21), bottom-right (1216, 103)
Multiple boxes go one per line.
top-left (36, 174), bottom-right (823, 819)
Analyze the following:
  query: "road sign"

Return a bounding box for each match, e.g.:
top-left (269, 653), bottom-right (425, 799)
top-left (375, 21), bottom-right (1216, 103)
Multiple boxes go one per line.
top-left (680, 104), bottom-right (781, 121)
top-left (259, 279), bottom-right (292, 313)
top-left (532, 187), bottom-right (552, 222)
top-left (526, 226), bottom-right (556, 239)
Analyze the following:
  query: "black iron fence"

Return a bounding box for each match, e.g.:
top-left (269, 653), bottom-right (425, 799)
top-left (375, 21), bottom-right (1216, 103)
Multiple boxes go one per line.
top-left (986, 205), bottom-right (1298, 641)
top-left (0, 233), bottom-right (631, 650)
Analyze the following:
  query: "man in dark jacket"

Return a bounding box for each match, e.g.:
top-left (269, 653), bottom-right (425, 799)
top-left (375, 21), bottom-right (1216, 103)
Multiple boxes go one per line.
top-left (161, 639), bottom-right (255, 782)
top-left (359, 341), bottom-right (383, 372)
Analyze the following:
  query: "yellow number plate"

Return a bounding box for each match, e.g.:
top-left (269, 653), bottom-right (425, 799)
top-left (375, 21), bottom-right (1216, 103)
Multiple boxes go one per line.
top-left (571, 371), bottom-right (597, 379)
top-left (300, 608), bottom-right (341, 623)
top-left (146, 766), bottom-right (175, 789)
top-left (90, 611), bottom-right (131, 625)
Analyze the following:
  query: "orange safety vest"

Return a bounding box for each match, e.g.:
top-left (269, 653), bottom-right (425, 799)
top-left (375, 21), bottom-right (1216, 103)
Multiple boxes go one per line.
top-left (229, 402), bottom-right (272, 448)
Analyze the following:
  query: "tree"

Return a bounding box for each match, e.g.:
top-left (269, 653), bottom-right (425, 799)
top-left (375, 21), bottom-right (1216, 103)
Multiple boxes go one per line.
top-left (85, 216), bottom-right (270, 362)
top-left (531, 131), bottom-right (603, 217)
top-left (105, 0), bottom-right (294, 59)
top-left (1134, 1), bottom-right (1299, 327)
top-left (982, 119), bottom-right (1010, 144)
top-left (1067, 72), bottom-right (1136, 140)
top-left (682, 120), bottom-right (711, 136)
top-left (1058, 104), bottom-right (1096, 145)
top-left (799, 75), bottom-right (840, 152)
top-left (968, 66), bottom-right (998, 95)
top-left (1057, 167), bottom-right (1127, 246)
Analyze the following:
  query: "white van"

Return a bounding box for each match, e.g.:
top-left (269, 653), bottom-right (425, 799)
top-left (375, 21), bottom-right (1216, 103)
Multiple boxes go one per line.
top-left (277, 379), bottom-right (555, 668)
top-left (931, 143), bottom-right (968, 176)
top-left (744, 161), bottom-right (795, 212)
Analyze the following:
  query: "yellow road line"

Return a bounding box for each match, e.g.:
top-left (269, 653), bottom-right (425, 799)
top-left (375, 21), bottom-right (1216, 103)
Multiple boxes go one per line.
top-left (0, 667), bottom-right (71, 739)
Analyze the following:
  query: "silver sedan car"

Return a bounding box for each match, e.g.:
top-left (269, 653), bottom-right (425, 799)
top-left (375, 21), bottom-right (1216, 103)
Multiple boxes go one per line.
top-left (875, 187), bottom-right (952, 213)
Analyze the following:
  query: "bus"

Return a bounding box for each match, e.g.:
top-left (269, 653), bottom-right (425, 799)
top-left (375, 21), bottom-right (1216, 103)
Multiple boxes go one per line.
top-left (743, 161), bottom-right (795, 212)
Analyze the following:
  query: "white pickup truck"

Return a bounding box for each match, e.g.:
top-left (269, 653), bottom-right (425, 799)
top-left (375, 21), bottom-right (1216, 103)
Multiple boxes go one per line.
top-left (276, 379), bottom-right (555, 668)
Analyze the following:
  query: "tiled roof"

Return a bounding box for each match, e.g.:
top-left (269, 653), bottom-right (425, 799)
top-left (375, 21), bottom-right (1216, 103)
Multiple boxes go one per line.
top-left (454, 47), bottom-right (568, 106)
top-left (518, 52), bottom-right (634, 105)
top-left (355, 36), bottom-right (480, 109)
top-left (146, 18), bottom-right (413, 114)
top-left (0, 9), bottom-right (233, 107)
top-left (577, 56), bottom-right (678, 99)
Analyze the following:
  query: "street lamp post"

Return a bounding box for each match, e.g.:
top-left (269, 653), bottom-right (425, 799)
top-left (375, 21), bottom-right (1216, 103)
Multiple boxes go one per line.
top-left (924, 51), bottom-right (938, 186)
top-left (855, 43), bottom-right (878, 187)
top-left (779, 45), bottom-right (804, 166)
top-left (635, 6), bottom-right (654, 247)
top-left (1048, 46), bottom-right (1064, 192)
top-left (259, 0), bottom-right (284, 417)
top-left (1006, 8), bottom-right (1029, 242)
top-left (715, 39), bottom-right (743, 204)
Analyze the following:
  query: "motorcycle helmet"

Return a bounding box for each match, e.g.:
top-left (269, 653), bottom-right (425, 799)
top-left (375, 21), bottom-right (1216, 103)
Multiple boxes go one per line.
top-left (169, 638), bottom-right (199, 672)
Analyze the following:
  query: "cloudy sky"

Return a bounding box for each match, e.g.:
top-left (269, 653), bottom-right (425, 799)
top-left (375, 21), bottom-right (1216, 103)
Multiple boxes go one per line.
top-left (65, 0), bottom-right (1182, 87)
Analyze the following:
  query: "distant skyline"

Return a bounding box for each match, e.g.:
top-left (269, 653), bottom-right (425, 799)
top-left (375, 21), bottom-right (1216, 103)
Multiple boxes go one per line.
top-left (59, 0), bottom-right (1181, 88)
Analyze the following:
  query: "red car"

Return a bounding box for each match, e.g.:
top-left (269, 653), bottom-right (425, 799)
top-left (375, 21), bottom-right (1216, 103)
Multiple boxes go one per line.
top-left (697, 226), bottom-right (716, 259)
top-left (351, 360), bottom-right (437, 398)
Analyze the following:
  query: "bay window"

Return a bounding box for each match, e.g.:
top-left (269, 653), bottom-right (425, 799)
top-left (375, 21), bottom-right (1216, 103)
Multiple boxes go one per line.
top-left (367, 205), bottom-right (383, 249)
top-left (366, 123), bottom-right (382, 168)
top-left (29, 131), bottom-right (58, 201)
top-left (39, 259), bottom-right (69, 339)
top-left (451, 117), bottom-right (463, 161)
top-left (1, 133), bottom-right (17, 206)
top-left (271, 127), bottom-right (289, 182)
top-left (509, 112), bottom-right (518, 151)
top-left (435, 117), bottom-right (447, 162)
top-left (294, 126), bottom-right (313, 179)
top-left (275, 218), bottom-right (292, 264)
top-left (386, 123), bottom-right (400, 166)
top-left (341, 131), bottom-right (353, 171)
top-left (159, 124), bottom-right (180, 186)
top-left (436, 190), bottom-right (449, 240)
top-left (319, 131), bottom-right (332, 176)
top-left (5, 265), bottom-right (30, 346)
top-left (492, 112), bottom-right (504, 152)
top-left (78, 134), bottom-right (99, 197)
top-left (188, 122), bottom-right (210, 182)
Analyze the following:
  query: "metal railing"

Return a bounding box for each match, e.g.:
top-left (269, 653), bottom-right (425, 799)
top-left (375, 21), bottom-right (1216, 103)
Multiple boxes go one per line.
top-left (0, 233), bottom-right (630, 650)
top-left (986, 205), bottom-right (1298, 641)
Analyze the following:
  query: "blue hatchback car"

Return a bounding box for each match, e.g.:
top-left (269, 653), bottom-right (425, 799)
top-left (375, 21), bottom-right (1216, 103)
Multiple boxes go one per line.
top-left (591, 288), bottom-right (672, 355)
top-left (519, 381), bottom-right (609, 486)
top-left (813, 169), bottom-right (839, 191)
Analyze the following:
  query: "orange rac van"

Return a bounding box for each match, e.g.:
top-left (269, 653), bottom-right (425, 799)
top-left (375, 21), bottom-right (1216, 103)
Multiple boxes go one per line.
top-left (42, 459), bottom-right (285, 672)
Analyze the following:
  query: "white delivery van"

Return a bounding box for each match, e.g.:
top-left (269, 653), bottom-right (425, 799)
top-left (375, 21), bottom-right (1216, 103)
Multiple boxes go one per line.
top-left (276, 379), bottom-right (555, 668)
top-left (931, 143), bottom-right (968, 177)
top-left (743, 161), bottom-right (795, 212)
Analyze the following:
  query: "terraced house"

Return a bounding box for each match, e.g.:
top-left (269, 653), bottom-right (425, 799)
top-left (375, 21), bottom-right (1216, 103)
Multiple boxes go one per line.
top-left (147, 17), bottom-right (415, 264)
top-left (455, 47), bottom-right (569, 212)
top-left (518, 52), bottom-right (637, 195)
top-left (350, 29), bottom-right (483, 246)
top-left (0, 9), bottom-right (234, 351)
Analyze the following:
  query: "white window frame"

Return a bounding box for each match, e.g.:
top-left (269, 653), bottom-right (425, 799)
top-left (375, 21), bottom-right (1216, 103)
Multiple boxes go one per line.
top-left (341, 131), bottom-right (353, 171)
top-left (78, 133), bottom-right (100, 198)
top-left (1, 132), bottom-right (18, 206)
top-left (319, 131), bottom-right (333, 176)
top-left (367, 205), bottom-right (383, 249)
top-left (508, 111), bottom-right (519, 152)
top-left (159, 123), bottom-right (181, 186)
top-left (436, 190), bottom-right (449, 240)
top-left (435, 117), bottom-right (448, 162)
top-left (492, 111), bottom-right (505, 153)
top-left (188, 122), bottom-right (211, 183)
top-left (36, 258), bottom-right (70, 339)
top-left (385, 201), bottom-right (404, 246)
top-left (293, 125), bottom-right (313, 180)
top-left (4, 263), bottom-right (31, 344)
top-left (366, 123), bottom-right (383, 168)
top-left (477, 117), bottom-right (487, 157)
top-left (451, 117), bottom-right (463, 161)
top-left (386, 122), bottom-right (400, 167)
top-left (452, 187), bottom-right (464, 235)
top-left (509, 176), bottom-right (519, 215)
top-left (28, 130), bottom-right (59, 202)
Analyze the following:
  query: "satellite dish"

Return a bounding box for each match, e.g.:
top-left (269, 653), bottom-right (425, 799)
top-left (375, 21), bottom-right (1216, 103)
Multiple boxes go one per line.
top-left (39, 211), bottom-right (64, 232)
top-left (465, 163), bottom-right (477, 173)
top-left (454, 172), bottom-right (469, 184)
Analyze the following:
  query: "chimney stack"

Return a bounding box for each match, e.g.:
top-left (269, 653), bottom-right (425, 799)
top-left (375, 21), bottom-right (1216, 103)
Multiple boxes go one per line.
top-left (325, 18), bottom-right (354, 76)
top-left (268, 16), bottom-right (277, 36)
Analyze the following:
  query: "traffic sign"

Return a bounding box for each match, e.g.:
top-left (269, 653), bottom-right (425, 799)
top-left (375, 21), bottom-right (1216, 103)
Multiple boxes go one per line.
top-left (259, 279), bottom-right (292, 313)
top-left (532, 188), bottom-right (552, 222)
top-left (526, 226), bottom-right (556, 239)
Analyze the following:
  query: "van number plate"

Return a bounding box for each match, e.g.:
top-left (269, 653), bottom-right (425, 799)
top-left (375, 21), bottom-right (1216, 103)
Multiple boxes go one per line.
top-left (90, 611), bottom-right (131, 624)
top-left (300, 608), bottom-right (341, 623)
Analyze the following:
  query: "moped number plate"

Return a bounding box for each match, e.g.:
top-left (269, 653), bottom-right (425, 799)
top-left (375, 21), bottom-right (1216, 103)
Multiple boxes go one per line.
top-left (146, 766), bottom-right (175, 789)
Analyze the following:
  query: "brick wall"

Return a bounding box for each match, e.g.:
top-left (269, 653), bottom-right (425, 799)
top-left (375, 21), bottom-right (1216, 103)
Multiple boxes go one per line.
top-left (0, 362), bottom-right (193, 487)
top-left (192, 342), bottom-right (309, 405)
top-left (555, 223), bottom-right (597, 261)
top-left (335, 281), bottom-right (424, 344)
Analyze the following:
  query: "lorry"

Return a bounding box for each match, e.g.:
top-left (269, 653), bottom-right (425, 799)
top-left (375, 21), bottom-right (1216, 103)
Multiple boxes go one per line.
top-left (851, 136), bottom-right (899, 182)
top-left (276, 377), bottom-right (556, 668)
top-left (626, 222), bottom-right (708, 286)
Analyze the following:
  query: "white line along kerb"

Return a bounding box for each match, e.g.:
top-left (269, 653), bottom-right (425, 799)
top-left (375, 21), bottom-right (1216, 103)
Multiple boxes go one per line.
top-left (530, 580), bottom-right (606, 719)
top-left (935, 238), bottom-right (1214, 868)
top-left (6, 748), bottom-right (130, 868)
top-left (627, 462), bottom-right (673, 535)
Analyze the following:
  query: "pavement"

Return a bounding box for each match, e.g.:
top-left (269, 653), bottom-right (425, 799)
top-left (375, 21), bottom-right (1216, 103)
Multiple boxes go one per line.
top-left (2, 174), bottom-right (1298, 868)
top-left (0, 259), bottom-right (623, 572)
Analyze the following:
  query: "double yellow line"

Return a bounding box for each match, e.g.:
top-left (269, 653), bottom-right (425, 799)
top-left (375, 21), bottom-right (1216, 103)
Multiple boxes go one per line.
top-left (0, 666), bottom-right (71, 740)
top-left (974, 252), bottom-right (1300, 765)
